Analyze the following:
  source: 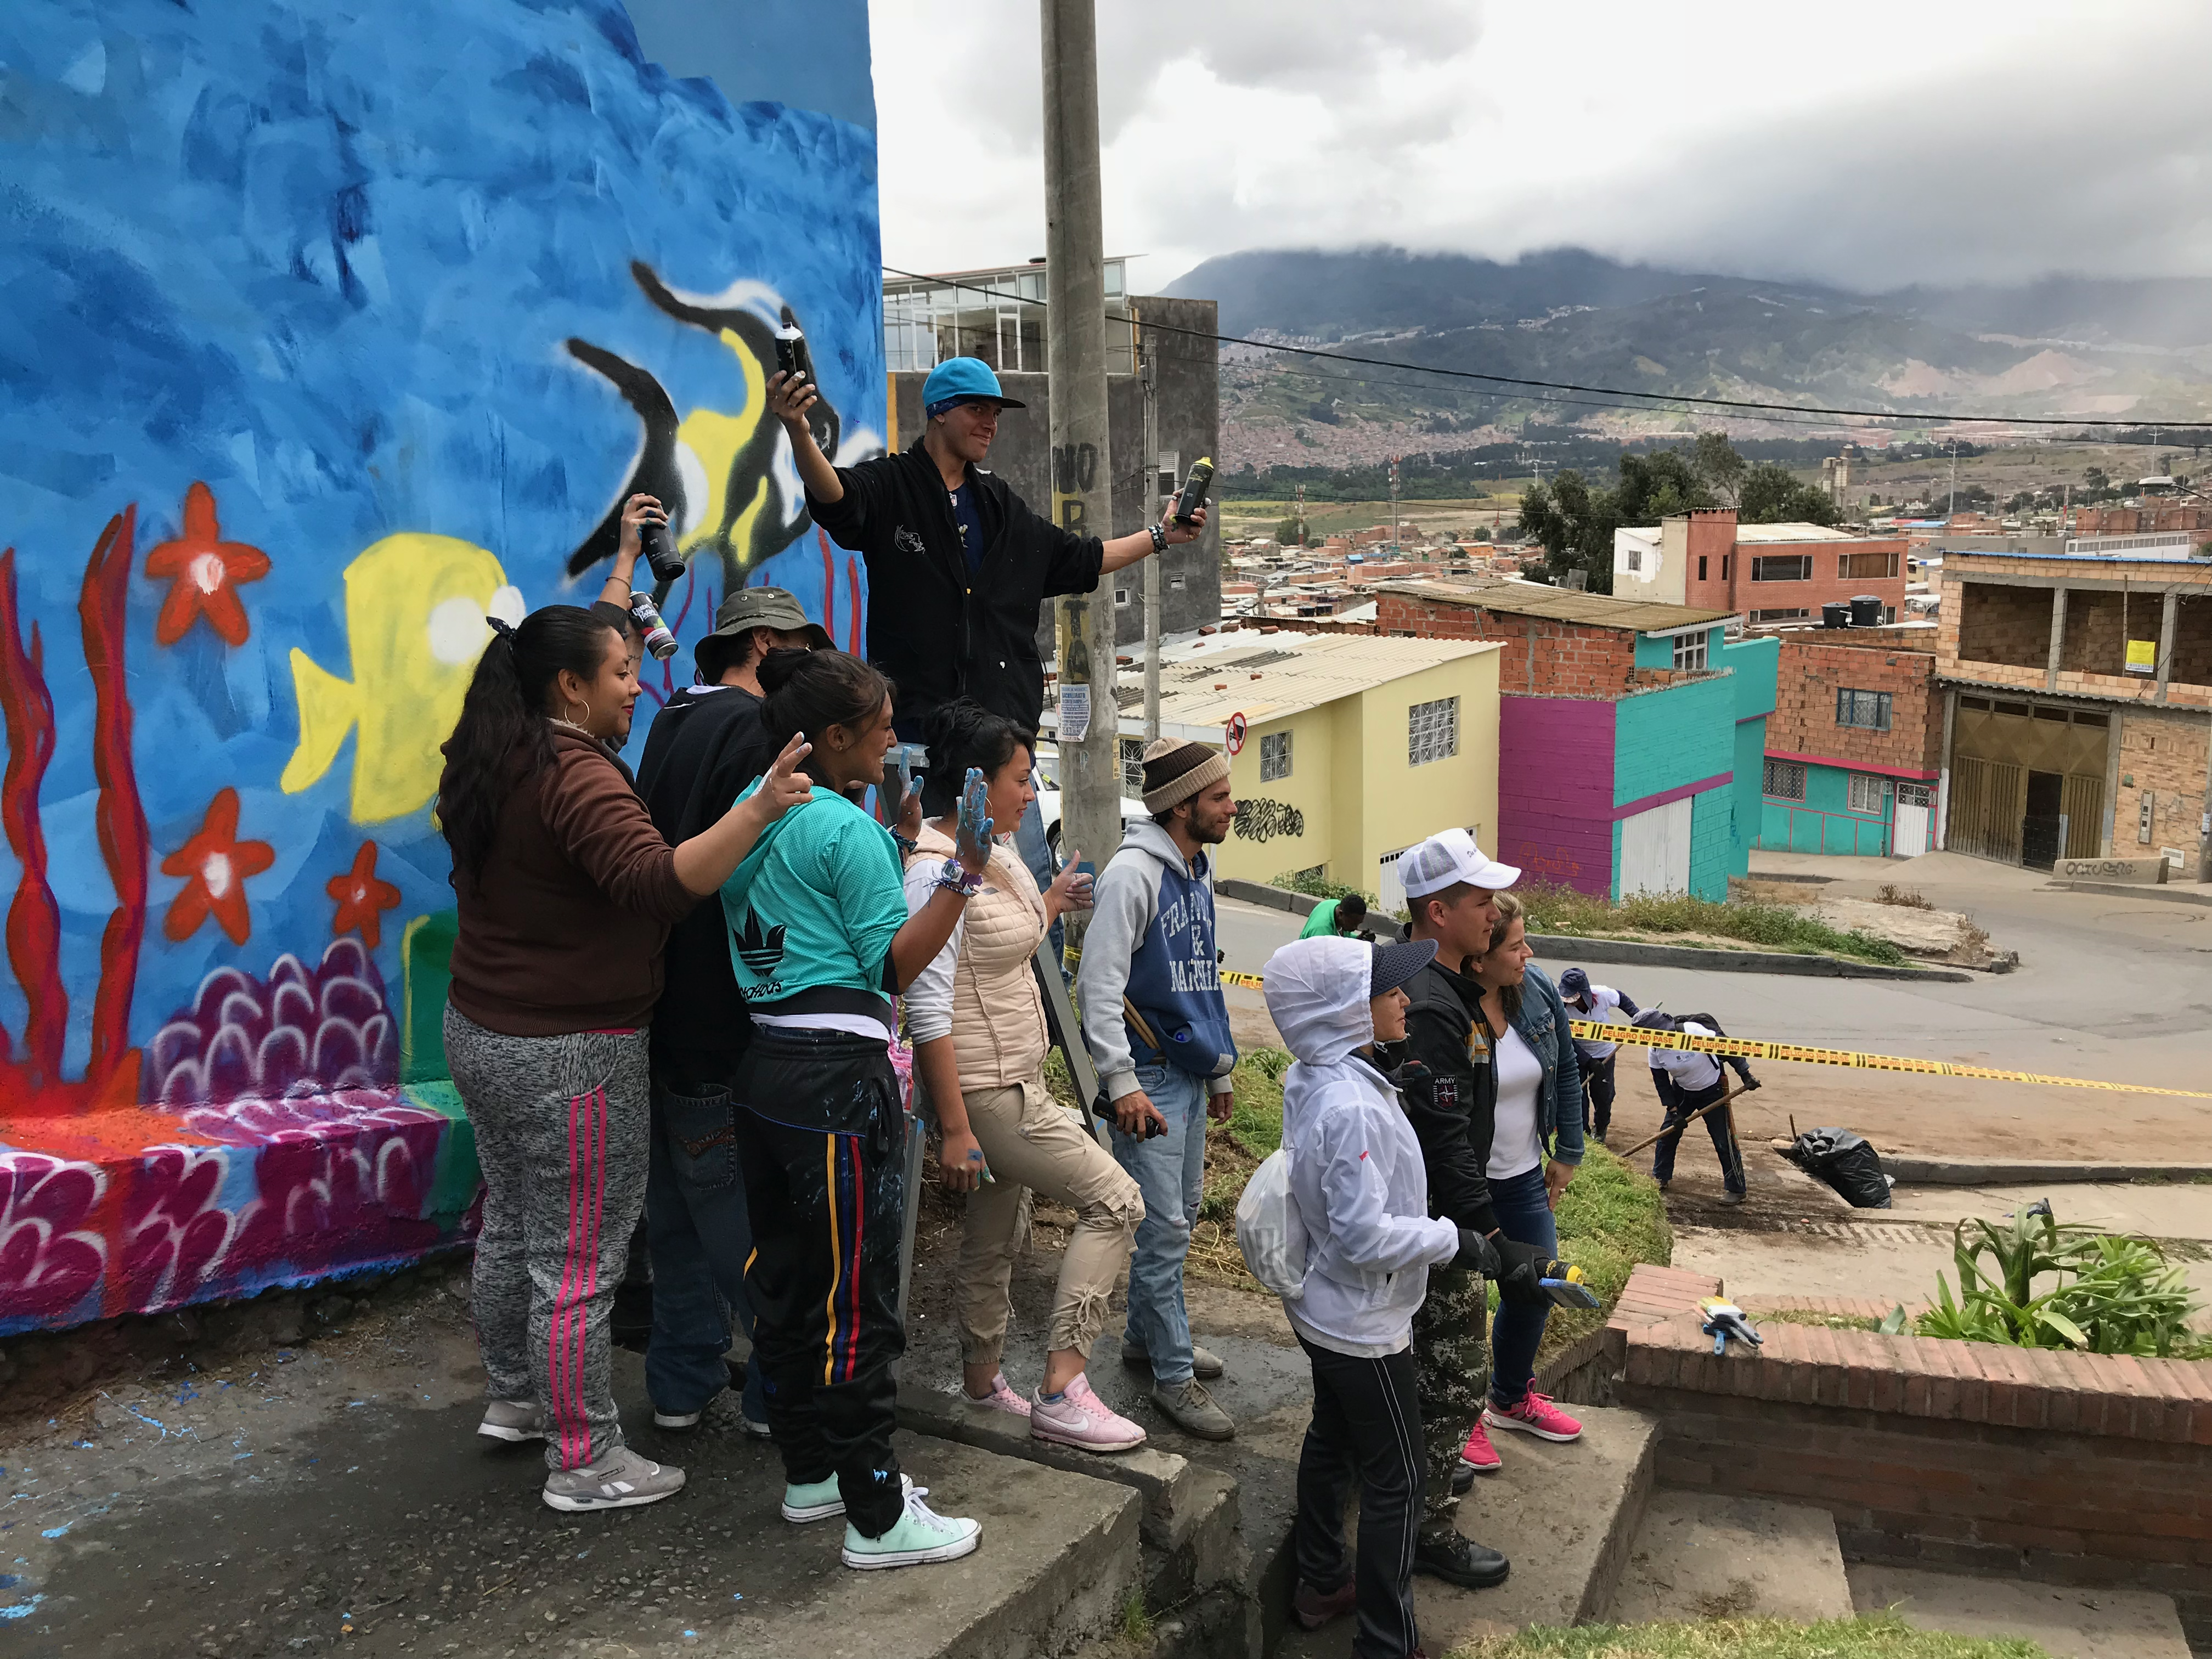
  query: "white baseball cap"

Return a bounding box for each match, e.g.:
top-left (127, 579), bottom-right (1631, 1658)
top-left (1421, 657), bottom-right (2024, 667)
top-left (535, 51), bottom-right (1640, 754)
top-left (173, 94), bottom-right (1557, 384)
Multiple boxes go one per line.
top-left (1397, 828), bottom-right (1521, 899)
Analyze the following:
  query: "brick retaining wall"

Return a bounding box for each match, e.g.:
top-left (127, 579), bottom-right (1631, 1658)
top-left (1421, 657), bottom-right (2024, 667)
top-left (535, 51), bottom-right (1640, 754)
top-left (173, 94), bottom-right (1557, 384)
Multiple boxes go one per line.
top-left (1604, 1265), bottom-right (2212, 1648)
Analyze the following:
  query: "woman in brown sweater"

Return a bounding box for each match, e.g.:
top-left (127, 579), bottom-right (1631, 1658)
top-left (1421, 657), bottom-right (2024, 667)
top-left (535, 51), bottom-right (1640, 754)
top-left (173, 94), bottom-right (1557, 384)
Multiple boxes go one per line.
top-left (437, 496), bottom-right (810, 1514)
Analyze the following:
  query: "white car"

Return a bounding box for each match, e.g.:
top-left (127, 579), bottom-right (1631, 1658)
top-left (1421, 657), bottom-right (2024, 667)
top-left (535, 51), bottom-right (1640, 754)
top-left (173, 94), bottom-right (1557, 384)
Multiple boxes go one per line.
top-left (1032, 742), bottom-right (1149, 860)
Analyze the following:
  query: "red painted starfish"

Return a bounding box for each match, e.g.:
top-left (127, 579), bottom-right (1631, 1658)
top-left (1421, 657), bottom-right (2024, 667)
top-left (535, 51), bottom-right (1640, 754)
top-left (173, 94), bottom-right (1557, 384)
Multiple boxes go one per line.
top-left (326, 840), bottom-right (402, 949)
top-left (161, 787), bottom-right (275, 944)
top-left (144, 482), bottom-right (272, 646)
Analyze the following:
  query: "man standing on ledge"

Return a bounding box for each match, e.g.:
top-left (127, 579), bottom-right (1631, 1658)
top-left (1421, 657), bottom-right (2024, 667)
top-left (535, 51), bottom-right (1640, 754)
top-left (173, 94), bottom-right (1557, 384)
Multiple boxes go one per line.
top-left (1079, 739), bottom-right (1239, 1441)
top-left (769, 357), bottom-right (1206, 884)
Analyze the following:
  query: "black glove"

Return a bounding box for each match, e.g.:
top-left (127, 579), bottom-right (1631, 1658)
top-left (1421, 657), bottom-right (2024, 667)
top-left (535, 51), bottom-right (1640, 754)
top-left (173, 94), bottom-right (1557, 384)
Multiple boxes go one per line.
top-left (1451, 1228), bottom-right (1500, 1276)
top-left (1741, 1073), bottom-right (1762, 1091)
top-left (1492, 1236), bottom-right (1549, 1304)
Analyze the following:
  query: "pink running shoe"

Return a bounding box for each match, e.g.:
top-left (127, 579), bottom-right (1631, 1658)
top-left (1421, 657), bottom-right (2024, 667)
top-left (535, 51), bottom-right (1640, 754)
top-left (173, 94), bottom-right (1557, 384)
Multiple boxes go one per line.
top-left (1457, 1418), bottom-right (1502, 1474)
top-left (1484, 1389), bottom-right (1583, 1443)
top-left (962, 1373), bottom-right (1032, 1419)
top-left (1030, 1373), bottom-right (1147, 1453)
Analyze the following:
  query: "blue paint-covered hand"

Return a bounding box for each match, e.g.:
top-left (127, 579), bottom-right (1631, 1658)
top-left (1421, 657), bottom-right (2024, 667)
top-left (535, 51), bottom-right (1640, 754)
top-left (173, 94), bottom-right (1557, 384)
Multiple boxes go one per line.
top-left (955, 767), bottom-right (992, 876)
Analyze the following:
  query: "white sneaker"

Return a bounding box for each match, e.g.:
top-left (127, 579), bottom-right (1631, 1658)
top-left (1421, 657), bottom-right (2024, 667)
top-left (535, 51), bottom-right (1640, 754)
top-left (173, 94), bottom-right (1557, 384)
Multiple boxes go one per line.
top-left (652, 1408), bottom-right (703, 1430)
top-left (840, 1484), bottom-right (981, 1570)
top-left (541, 1446), bottom-right (685, 1512)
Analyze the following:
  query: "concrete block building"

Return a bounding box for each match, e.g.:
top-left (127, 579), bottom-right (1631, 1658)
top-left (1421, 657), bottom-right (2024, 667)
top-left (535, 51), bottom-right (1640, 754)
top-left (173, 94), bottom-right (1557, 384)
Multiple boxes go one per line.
top-left (1054, 632), bottom-right (1503, 906)
top-left (1374, 580), bottom-right (1776, 900)
top-left (1936, 544), bottom-right (2212, 870)
top-left (1760, 627), bottom-right (1944, 856)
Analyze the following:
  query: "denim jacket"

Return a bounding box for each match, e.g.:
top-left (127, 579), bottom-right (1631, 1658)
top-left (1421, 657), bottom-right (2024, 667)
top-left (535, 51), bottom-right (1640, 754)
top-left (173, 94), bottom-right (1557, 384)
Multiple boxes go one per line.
top-left (1510, 963), bottom-right (1586, 1167)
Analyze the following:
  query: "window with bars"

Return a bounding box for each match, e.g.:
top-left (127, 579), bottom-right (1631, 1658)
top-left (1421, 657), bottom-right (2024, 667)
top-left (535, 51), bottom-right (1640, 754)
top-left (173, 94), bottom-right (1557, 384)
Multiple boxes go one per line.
top-left (1119, 736), bottom-right (1146, 795)
top-left (1408, 696), bottom-right (1459, 766)
top-left (1751, 554), bottom-right (1813, 582)
top-left (1260, 730), bottom-right (1292, 782)
top-left (1848, 772), bottom-right (1891, 814)
top-left (1671, 633), bottom-right (1708, 671)
top-left (1836, 688), bottom-right (1892, 730)
top-left (1763, 758), bottom-right (1807, 800)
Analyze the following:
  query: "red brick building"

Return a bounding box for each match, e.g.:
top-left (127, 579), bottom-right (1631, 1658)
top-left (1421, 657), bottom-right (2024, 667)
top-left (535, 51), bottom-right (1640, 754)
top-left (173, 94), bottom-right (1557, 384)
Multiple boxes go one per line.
top-left (1759, 627), bottom-right (1943, 857)
top-left (1679, 510), bottom-right (1910, 627)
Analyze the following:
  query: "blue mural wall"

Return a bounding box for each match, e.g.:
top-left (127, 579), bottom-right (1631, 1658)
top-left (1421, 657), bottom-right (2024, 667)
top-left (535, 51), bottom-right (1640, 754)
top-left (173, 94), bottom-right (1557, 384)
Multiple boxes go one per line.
top-left (0, 0), bottom-right (882, 1333)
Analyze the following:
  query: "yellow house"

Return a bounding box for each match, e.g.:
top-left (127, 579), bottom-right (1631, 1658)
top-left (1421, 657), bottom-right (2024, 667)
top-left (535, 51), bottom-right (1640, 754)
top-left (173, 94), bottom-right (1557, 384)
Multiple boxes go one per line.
top-left (1118, 633), bottom-right (1503, 907)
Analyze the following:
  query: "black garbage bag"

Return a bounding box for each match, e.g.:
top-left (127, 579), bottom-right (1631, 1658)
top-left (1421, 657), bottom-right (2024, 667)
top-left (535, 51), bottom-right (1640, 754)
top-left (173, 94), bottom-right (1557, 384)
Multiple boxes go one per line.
top-left (1785, 1127), bottom-right (1893, 1209)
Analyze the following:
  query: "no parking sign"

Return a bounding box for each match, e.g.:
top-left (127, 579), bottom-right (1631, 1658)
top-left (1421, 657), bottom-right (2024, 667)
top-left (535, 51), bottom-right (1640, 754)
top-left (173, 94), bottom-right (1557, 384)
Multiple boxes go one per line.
top-left (1225, 712), bottom-right (1248, 755)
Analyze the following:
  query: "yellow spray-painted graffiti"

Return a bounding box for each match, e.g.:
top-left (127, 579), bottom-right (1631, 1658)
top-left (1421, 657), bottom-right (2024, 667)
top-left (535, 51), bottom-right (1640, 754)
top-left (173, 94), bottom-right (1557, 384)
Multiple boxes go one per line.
top-left (673, 327), bottom-right (769, 557)
top-left (280, 533), bottom-right (522, 822)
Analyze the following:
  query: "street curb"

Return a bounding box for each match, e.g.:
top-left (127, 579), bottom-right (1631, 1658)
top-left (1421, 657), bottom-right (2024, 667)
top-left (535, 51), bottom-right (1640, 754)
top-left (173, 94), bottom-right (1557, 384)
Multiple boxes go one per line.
top-left (1886, 1156), bottom-right (2212, 1186)
top-left (1217, 878), bottom-right (1319, 916)
top-left (2050, 879), bottom-right (2212, 907)
top-left (1527, 935), bottom-right (1976, 983)
top-left (1218, 879), bottom-right (1975, 981)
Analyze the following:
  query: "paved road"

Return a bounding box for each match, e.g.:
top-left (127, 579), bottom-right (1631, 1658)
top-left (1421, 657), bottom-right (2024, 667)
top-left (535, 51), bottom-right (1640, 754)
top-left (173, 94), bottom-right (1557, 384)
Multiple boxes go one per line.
top-left (1214, 851), bottom-right (2212, 1161)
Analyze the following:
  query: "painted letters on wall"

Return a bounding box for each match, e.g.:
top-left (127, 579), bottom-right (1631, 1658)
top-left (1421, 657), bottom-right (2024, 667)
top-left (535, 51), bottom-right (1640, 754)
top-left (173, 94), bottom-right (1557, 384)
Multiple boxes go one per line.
top-left (0, 1), bottom-right (882, 1333)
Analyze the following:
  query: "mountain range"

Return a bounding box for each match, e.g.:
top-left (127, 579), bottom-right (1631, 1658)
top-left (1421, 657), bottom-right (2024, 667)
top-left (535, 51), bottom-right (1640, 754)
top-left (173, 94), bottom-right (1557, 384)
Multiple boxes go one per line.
top-left (1161, 249), bottom-right (2212, 457)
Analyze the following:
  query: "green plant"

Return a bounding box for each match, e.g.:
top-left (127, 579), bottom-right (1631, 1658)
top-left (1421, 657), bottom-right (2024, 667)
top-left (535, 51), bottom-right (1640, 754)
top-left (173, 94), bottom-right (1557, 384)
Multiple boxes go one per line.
top-left (1269, 868), bottom-right (1373, 905)
top-left (1514, 879), bottom-right (1910, 967)
top-left (1914, 1200), bottom-right (2209, 1358)
top-left (1874, 883), bottom-right (1931, 909)
top-left (1452, 1611), bottom-right (2052, 1658)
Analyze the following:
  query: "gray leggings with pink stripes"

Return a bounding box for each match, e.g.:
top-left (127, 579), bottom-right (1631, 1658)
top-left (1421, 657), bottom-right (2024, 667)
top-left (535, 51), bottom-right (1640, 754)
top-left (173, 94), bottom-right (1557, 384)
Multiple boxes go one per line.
top-left (447, 1004), bottom-right (651, 1471)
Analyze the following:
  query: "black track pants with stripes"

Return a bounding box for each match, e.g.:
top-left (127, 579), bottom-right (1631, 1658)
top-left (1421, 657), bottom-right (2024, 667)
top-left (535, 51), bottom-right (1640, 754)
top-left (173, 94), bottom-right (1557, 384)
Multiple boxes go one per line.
top-left (1293, 1335), bottom-right (1426, 1659)
top-left (732, 1028), bottom-right (909, 1539)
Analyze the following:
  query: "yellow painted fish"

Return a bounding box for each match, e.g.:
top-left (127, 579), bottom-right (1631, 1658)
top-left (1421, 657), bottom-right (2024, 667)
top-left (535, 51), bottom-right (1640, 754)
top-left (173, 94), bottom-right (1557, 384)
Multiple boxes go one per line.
top-left (281, 532), bottom-right (521, 822)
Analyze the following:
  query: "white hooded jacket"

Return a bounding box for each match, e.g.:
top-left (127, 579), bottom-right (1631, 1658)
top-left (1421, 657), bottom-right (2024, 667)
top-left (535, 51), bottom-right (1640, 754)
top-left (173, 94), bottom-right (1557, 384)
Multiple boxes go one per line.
top-left (1266, 938), bottom-right (1462, 1358)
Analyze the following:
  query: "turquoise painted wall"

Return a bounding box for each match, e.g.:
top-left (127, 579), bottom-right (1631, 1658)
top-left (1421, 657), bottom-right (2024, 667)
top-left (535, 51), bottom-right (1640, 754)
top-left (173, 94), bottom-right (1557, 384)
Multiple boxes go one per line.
top-left (1615, 674), bottom-right (1737, 806)
top-left (1759, 761), bottom-right (1892, 855)
top-left (1719, 634), bottom-right (1779, 720)
top-left (1634, 631), bottom-right (1675, 670)
top-left (1730, 719), bottom-right (1767, 877)
top-left (1690, 786), bottom-right (1734, 898)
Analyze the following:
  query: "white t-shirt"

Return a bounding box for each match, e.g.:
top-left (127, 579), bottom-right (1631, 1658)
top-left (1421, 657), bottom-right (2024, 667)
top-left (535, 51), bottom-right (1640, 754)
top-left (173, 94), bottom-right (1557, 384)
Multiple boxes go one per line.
top-left (1487, 1025), bottom-right (1545, 1179)
top-left (1648, 1020), bottom-right (1723, 1092)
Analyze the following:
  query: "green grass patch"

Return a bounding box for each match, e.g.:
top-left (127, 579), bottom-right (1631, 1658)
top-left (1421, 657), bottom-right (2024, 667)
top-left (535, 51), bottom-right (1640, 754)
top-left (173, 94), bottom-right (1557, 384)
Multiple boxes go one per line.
top-left (1453, 1612), bottom-right (2051, 1659)
top-left (1758, 1308), bottom-right (1882, 1333)
top-left (1519, 879), bottom-right (1909, 967)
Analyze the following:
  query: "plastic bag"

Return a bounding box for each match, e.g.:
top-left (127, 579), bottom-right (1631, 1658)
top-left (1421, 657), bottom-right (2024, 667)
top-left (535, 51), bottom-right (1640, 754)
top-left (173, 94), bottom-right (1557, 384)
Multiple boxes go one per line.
top-left (1234, 1147), bottom-right (1310, 1300)
top-left (1784, 1127), bottom-right (1893, 1209)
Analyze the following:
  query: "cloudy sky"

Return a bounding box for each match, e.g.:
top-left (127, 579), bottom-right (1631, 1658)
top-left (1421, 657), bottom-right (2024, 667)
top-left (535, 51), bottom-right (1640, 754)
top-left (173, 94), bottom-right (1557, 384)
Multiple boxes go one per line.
top-left (870, 0), bottom-right (2212, 295)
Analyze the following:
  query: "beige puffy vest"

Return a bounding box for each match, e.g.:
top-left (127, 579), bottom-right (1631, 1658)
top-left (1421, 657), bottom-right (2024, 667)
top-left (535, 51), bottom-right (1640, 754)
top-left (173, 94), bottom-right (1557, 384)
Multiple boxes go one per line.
top-left (907, 822), bottom-right (1049, 1086)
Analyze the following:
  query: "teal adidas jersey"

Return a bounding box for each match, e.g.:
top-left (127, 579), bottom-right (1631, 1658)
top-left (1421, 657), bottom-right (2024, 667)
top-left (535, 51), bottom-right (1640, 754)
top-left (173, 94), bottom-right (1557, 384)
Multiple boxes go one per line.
top-left (719, 784), bottom-right (907, 1005)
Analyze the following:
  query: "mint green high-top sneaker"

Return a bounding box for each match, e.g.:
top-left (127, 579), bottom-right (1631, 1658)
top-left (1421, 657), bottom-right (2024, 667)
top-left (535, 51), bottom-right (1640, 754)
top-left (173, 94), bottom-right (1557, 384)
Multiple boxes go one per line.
top-left (840, 1483), bottom-right (981, 1571)
top-left (782, 1470), bottom-right (911, 1523)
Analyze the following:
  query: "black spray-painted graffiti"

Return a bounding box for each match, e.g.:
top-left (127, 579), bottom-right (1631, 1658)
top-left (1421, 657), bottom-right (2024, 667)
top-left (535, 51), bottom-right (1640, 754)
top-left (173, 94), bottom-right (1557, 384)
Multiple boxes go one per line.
top-left (1234, 798), bottom-right (1305, 843)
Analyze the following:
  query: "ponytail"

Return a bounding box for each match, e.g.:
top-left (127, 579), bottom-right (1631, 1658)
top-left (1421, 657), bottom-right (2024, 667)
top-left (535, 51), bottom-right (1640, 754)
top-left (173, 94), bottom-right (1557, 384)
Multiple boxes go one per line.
top-left (437, 605), bottom-right (621, 882)
top-left (917, 698), bottom-right (1031, 815)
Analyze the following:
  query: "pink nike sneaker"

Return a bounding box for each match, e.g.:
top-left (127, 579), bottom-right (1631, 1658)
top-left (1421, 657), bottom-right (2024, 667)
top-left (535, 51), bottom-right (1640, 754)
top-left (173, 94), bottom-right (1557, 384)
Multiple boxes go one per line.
top-left (1485, 1389), bottom-right (1583, 1443)
top-left (1457, 1418), bottom-right (1502, 1474)
top-left (962, 1373), bottom-right (1032, 1419)
top-left (1030, 1373), bottom-right (1147, 1453)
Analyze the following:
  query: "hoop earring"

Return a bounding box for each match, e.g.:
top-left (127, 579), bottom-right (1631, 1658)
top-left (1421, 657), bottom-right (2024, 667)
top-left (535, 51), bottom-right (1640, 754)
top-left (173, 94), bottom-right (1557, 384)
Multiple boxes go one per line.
top-left (566, 699), bottom-right (587, 724)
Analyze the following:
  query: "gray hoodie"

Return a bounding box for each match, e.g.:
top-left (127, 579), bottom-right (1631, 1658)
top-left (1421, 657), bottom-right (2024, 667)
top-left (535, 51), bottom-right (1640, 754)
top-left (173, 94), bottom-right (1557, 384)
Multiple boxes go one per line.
top-left (1076, 820), bottom-right (1238, 1102)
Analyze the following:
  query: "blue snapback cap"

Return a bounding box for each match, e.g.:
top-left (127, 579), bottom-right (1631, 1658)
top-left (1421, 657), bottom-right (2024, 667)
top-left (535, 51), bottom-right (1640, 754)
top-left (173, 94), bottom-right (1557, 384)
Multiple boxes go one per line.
top-left (922, 356), bottom-right (1026, 414)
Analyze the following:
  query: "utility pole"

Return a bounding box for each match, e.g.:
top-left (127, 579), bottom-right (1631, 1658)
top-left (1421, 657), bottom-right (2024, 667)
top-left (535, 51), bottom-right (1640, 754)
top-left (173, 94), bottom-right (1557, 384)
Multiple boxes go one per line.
top-left (1948, 438), bottom-right (1958, 520)
top-left (1389, 454), bottom-right (1400, 554)
top-left (1041, 0), bottom-right (1118, 929)
top-left (1140, 318), bottom-right (1161, 746)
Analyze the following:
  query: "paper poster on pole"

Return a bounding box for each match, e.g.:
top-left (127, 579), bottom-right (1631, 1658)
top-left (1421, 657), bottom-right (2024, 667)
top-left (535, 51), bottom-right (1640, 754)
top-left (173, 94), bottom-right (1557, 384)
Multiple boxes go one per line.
top-left (1058, 683), bottom-right (1091, 742)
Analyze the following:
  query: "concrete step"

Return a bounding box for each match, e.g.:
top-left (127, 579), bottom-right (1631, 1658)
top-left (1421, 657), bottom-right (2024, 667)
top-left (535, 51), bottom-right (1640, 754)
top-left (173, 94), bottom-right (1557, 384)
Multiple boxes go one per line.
top-left (1848, 1565), bottom-right (2192, 1659)
top-left (1272, 1402), bottom-right (1660, 1659)
top-left (1606, 1490), bottom-right (1853, 1624)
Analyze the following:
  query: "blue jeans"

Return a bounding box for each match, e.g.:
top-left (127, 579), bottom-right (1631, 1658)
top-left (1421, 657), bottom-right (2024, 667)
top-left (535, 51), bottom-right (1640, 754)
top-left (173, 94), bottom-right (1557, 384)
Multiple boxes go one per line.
top-left (1110, 1062), bottom-right (1208, 1386)
top-left (645, 1073), bottom-right (769, 1424)
top-left (1014, 795), bottom-right (1066, 968)
top-left (1487, 1164), bottom-right (1558, 1409)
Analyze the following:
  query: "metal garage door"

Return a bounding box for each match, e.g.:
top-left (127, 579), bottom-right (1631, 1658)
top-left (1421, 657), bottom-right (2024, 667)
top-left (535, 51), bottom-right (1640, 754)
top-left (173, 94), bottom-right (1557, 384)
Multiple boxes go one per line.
top-left (1618, 797), bottom-right (1692, 897)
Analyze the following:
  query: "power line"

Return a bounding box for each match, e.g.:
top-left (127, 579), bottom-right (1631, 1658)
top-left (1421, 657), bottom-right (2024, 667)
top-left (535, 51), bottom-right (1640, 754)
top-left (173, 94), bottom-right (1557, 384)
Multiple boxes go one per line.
top-left (881, 264), bottom-right (2212, 432)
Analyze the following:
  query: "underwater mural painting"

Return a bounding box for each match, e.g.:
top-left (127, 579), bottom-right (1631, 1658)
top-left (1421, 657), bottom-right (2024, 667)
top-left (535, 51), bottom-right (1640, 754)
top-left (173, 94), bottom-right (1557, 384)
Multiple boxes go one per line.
top-left (0, 0), bottom-right (883, 1334)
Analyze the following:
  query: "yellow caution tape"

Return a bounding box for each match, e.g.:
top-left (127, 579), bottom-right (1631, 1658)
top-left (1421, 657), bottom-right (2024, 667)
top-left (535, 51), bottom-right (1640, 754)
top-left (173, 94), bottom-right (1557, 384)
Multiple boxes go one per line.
top-left (1218, 964), bottom-right (2207, 1096)
top-left (1572, 1019), bottom-right (2212, 1098)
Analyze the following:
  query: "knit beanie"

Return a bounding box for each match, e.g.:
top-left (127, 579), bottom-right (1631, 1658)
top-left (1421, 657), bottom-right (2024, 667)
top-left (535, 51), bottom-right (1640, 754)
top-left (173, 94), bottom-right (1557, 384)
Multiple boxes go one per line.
top-left (1141, 737), bottom-right (1232, 815)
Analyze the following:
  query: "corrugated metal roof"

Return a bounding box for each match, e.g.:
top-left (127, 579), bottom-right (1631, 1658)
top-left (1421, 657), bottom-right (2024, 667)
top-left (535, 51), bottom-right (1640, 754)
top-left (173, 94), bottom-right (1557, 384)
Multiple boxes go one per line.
top-left (1136, 631), bottom-right (1500, 728)
top-left (1370, 578), bottom-right (1735, 634)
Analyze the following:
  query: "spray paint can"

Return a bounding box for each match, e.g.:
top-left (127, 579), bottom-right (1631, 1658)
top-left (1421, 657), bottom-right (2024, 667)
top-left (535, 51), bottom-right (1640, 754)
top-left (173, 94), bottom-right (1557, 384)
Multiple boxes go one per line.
top-left (776, 309), bottom-right (815, 388)
top-left (629, 592), bottom-right (678, 661)
top-left (1172, 456), bottom-right (1214, 526)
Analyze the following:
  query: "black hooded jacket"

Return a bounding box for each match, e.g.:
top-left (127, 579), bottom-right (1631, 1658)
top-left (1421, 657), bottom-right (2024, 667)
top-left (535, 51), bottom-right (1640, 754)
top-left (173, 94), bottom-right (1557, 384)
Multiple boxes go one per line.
top-left (636, 683), bottom-right (780, 1080)
top-left (806, 436), bottom-right (1104, 731)
top-left (1397, 950), bottom-right (1501, 1236)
